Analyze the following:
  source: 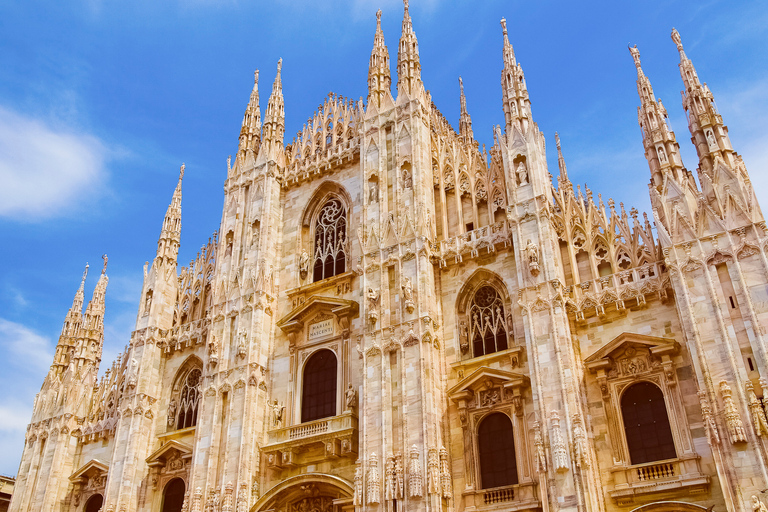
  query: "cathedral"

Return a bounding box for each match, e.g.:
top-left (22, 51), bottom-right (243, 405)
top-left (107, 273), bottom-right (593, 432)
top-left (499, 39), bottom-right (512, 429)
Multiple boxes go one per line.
top-left (10, 3), bottom-right (768, 512)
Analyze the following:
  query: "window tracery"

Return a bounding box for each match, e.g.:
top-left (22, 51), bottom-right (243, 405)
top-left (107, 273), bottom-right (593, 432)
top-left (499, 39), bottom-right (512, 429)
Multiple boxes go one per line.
top-left (312, 198), bottom-right (347, 282)
top-left (469, 286), bottom-right (509, 357)
top-left (170, 366), bottom-right (202, 431)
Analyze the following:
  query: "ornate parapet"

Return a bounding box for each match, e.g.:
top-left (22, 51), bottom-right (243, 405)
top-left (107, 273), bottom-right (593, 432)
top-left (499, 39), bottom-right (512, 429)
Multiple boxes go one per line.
top-left (461, 482), bottom-right (539, 511)
top-left (435, 222), bottom-right (513, 267)
top-left (263, 411), bottom-right (358, 467)
top-left (608, 457), bottom-right (709, 506)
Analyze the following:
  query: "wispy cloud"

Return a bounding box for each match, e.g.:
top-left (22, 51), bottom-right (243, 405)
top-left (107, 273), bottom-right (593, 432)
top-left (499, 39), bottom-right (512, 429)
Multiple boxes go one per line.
top-left (0, 106), bottom-right (109, 221)
top-left (0, 318), bottom-right (54, 373)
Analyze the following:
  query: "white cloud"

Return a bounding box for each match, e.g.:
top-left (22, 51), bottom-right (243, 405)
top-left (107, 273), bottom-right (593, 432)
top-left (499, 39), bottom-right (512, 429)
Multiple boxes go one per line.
top-left (0, 318), bottom-right (54, 372)
top-left (0, 106), bottom-right (109, 221)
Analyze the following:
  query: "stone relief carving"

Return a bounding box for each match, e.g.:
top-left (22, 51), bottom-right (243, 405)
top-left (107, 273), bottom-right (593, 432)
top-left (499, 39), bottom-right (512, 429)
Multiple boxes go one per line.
top-left (353, 460), bottom-right (363, 506)
top-left (533, 420), bottom-right (547, 473)
top-left (698, 390), bottom-right (720, 445)
top-left (367, 452), bottom-right (380, 504)
top-left (550, 410), bottom-right (569, 472)
top-left (408, 445), bottom-right (423, 497)
top-left (427, 448), bottom-right (439, 496)
top-left (746, 381), bottom-right (768, 437)
top-left (439, 446), bottom-right (451, 498)
top-left (720, 380), bottom-right (747, 444)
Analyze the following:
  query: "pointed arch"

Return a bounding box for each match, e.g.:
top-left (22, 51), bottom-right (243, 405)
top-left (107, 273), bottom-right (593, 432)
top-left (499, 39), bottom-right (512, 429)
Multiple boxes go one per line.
top-left (169, 356), bottom-right (203, 431)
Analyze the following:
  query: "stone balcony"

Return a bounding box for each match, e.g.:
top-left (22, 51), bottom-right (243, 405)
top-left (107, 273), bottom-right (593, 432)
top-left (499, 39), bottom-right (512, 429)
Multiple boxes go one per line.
top-left (608, 457), bottom-right (709, 506)
top-left (263, 411), bottom-right (358, 467)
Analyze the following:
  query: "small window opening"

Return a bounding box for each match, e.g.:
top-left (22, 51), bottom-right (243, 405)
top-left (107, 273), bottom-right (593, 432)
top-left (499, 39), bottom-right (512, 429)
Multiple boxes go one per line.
top-left (748, 357), bottom-right (755, 372)
top-left (466, 222), bottom-right (474, 232)
top-left (729, 296), bottom-right (736, 309)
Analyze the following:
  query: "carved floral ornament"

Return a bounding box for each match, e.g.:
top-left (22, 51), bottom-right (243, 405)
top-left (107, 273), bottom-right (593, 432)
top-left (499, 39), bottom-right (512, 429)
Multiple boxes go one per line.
top-left (448, 367), bottom-right (530, 427)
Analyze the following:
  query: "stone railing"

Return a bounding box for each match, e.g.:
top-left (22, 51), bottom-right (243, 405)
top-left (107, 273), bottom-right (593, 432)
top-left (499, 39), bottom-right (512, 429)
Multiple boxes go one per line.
top-left (435, 222), bottom-right (512, 266)
top-left (481, 485), bottom-right (515, 505)
top-left (284, 139), bottom-right (360, 185)
top-left (635, 461), bottom-right (676, 482)
top-left (565, 262), bottom-right (668, 320)
top-left (288, 418), bottom-right (329, 440)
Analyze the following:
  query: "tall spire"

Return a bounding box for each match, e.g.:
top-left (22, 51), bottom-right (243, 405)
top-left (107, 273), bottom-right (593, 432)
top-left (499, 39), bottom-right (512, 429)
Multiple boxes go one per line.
top-left (458, 77), bottom-right (474, 142)
top-left (629, 44), bottom-right (686, 190)
top-left (672, 28), bottom-right (737, 175)
top-left (263, 59), bottom-right (285, 153)
top-left (500, 18), bottom-right (532, 133)
top-left (239, 69), bottom-right (262, 158)
top-left (397, 0), bottom-right (422, 96)
top-left (157, 164), bottom-right (183, 264)
top-left (368, 9), bottom-right (391, 109)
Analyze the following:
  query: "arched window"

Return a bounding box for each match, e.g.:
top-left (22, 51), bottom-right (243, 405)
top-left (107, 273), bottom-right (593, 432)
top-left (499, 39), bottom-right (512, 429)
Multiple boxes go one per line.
top-left (85, 494), bottom-right (104, 512)
top-left (301, 349), bottom-right (337, 422)
top-left (312, 198), bottom-right (347, 282)
top-left (478, 413), bottom-right (518, 489)
top-left (621, 382), bottom-right (676, 465)
top-left (162, 478), bottom-right (186, 512)
top-left (470, 286), bottom-right (509, 357)
top-left (174, 367), bottom-right (202, 430)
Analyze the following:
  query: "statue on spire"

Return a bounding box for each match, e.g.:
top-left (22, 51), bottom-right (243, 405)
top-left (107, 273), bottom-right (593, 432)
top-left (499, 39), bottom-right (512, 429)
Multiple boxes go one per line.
top-left (180, 163), bottom-right (185, 180)
top-left (101, 254), bottom-right (108, 274)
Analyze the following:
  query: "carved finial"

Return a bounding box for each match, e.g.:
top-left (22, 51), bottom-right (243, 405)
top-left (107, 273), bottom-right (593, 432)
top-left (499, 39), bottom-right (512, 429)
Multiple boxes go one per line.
top-left (500, 18), bottom-right (508, 36)
top-left (376, 8), bottom-right (382, 25)
top-left (254, 69), bottom-right (259, 84)
top-left (81, 263), bottom-right (89, 285)
top-left (101, 254), bottom-right (108, 274)
top-left (179, 163), bottom-right (185, 180)
top-left (555, 132), bottom-right (561, 150)
top-left (403, 0), bottom-right (409, 13)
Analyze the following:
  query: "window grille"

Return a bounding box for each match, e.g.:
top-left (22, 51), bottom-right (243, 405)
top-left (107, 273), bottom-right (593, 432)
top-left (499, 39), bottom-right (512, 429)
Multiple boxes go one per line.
top-left (176, 368), bottom-right (202, 430)
top-left (470, 286), bottom-right (509, 357)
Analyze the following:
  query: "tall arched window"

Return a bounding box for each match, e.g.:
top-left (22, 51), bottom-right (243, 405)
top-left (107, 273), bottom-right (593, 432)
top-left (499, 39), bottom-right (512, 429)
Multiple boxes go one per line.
top-left (174, 367), bottom-right (202, 430)
top-left (85, 494), bottom-right (104, 512)
top-left (162, 478), bottom-right (186, 512)
top-left (470, 286), bottom-right (509, 357)
top-left (478, 413), bottom-right (518, 489)
top-left (621, 382), bottom-right (676, 465)
top-left (301, 349), bottom-right (337, 422)
top-left (313, 198), bottom-right (347, 282)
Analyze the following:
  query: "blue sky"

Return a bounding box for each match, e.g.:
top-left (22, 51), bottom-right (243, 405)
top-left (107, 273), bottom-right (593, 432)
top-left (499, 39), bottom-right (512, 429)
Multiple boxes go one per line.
top-left (0, 0), bottom-right (766, 476)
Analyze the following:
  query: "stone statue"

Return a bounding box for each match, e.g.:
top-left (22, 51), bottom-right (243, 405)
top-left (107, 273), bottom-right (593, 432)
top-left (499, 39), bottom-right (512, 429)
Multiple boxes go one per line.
top-left (525, 239), bottom-right (540, 276)
top-left (408, 445), bottom-right (422, 497)
top-left (345, 383), bottom-right (357, 410)
top-left (299, 249), bottom-right (309, 280)
top-left (167, 399), bottom-right (177, 427)
top-left (401, 277), bottom-right (415, 313)
top-left (402, 169), bottom-right (412, 189)
top-left (369, 181), bottom-right (378, 203)
top-left (459, 321), bottom-right (469, 354)
top-left (657, 146), bottom-right (667, 163)
top-left (707, 129), bottom-right (716, 146)
top-left (270, 399), bottom-right (284, 428)
top-left (753, 495), bottom-right (768, 512)
top-left (353, 461), bottom-right (363, 506)
top-left (516, 160), bottom-right (528, 185)
top-left (367, 452), bottom-right (380, 504)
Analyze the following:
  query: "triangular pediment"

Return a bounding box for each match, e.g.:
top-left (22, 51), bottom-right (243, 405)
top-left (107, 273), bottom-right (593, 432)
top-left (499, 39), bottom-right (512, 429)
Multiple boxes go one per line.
top-left (277, 295), bottom-right (359, 334)
top-left (69, 459), bottom-right (109, 483)
top-left (145, 440), bottom-right (193, 467)
top-left (448, 366), bottom-right (529, 400)
top-left (584, 332), bottom-right (678, 371)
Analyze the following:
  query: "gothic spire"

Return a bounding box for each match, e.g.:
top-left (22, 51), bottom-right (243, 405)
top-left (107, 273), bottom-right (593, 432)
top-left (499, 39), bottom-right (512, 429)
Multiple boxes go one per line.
top-left (81, 254), bottom-right (108, 364)
top-left (263, 59), bottom-right (285, 152)
top-left (629, 44), bottom-right (686, 190)
top-left (368, 9), bottom-right (391, 109)
top-left (156, 164), bottom-right (183, 264)
top-left (458, 77), bottom-right (474, 142)
top-left (500, 18), bottom-right (531, 133)
top-left (239, 69), bottom-right (261, 157)
top-left (672, 28), bottom-right (737, 175)
top-left (397, 0), bottom-right (422, 96)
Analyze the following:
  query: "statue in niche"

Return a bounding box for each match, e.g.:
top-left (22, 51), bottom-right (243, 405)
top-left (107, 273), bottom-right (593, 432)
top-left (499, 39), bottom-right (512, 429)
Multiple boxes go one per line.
top-left (270, 399), bottom-right (284, 428)
top-left (459, 321), bottom-right (469, 354)
top-left (525, 239), bottom-right (540, 276)
top-left (401, 277), bottom-right (415, 314)
top-left (402, 169), bottom-right (412, 189)
top-left (516, 160), bottom-right (528, 185)
top-left (299, 249), bottom-right (309, 280)
top-left (657, 146), bottom-right (667, 163)
top-left (345, 384), bottom-right (357, 410)
top-left (369, 181), bottom-right (379, 203)
top-left (144, 291), bottom-right (152, 313)
top-left (707, 130), bottom-right (716, 147)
